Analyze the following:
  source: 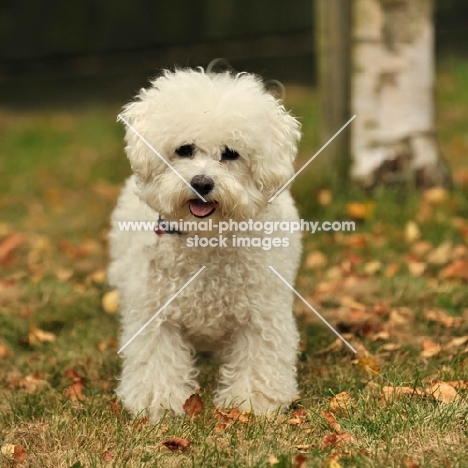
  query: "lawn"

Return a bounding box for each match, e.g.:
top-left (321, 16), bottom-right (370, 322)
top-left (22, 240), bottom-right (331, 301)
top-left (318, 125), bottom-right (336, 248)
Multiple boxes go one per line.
top-left (0, 59), bottom-right (468, 467)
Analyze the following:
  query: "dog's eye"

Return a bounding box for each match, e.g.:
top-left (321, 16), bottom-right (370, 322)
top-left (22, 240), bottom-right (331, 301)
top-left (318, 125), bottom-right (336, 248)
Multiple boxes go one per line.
top-left (221, 147), bottom-right (240, 161)
top-left (175, 144), bottom-right (195, 157)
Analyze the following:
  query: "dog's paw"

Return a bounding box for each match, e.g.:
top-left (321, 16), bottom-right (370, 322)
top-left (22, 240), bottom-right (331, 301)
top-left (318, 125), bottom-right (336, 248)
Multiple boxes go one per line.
top-left (117, 383), bottom-right (193, 422)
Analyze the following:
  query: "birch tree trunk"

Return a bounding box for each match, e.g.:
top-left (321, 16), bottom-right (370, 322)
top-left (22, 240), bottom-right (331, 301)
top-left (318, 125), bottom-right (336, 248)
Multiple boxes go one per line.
top-left (350, 0), bottom-right (450, 188)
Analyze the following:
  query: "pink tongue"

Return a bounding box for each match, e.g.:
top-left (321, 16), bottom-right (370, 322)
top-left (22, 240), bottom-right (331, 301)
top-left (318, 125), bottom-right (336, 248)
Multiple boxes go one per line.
top-left (189, 200), bottom-right (215, 217)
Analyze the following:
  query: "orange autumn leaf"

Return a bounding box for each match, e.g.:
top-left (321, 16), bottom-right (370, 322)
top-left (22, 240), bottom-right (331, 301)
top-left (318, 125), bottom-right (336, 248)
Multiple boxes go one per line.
top-left (183, 393), bottom-right (203, 418)
top-left (63, 369), bottom-right (86, 402)
top-left (321, 410), bottom-right (342, 434)
top-left (0, 233), bottom-right (26, 264)
top-left (1, 443), bottom-right (27, 462)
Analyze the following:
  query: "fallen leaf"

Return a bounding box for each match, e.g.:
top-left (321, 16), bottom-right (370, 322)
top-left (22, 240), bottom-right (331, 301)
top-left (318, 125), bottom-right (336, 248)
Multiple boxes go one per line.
top-left (382, 386), bottom-right (426, 402)
top-left (215, 408), bottom-right (249, 424)
top-left (339, 295), bottom-right (366, 311)
top-left (424, 309), bottom-right (463, 328)
top-left (384, 263), bottom-right (400, 278)
top-left (0, 343), bottom-right (14, 358)
top-left (408, 262), bottom-right (426, 277)
top-left (183, 393), bottom-right (203, 418)
top-left (439, 260), bottom-right (468, 281)
top-left (102, 291), bottom-right (119, 314)
top-left (327, 460), bottom-right (343, 468)
top-left (411, 241), bottom-right (433, 258)
top-left (162, 437), bottom-right (191, 452)
top-left (55, 267), bottom-right (73, 282)
top-left (420, 340), bottom-right (441, 358)
top-left (288, 409), bottom-right (308, 426)
top-left (356, 355), bottom-right (380, 375)
top-left (346, 202), bottom-right (374, 220)
top-left (444, 336), bottom-right (468, 352)
top-left (445, 380), bottom-right (468, 390)
top-left (381, 343), bottom-right (401, 352)
top-left (426, 382), bottom-right (459, 403)
top-left (423, 187), bottom-right (449, 205)
top-left (1, 443), bottom-right (27, 462)
top-left (322, 410), bottom-right (342, 433)
top-left (28, 325), bottom-right (56, 346)
top-left (0, 233), bottom-right (26, 264)
top-left (102, 451), bottom-right (114, 462)
top-left (64, 369), bottom-right (86, 402)
top-left (329, 392), bottom-right (351, 416)
top-left (427, 242), bottom-right (452, 264)
top-left (405, 221), bottom-right (421, 243)
top-left (18, 373), bottom-right (48, 393)
top-left (364, 261), bottom-right (381, 275)
top-left (305, 251), bottom-right (328, 269)
top-left (294, 453), bottom-right (308, 467)
top-left (320, 433), bottom-right (357, 450)
top-left (315, 338), bottom-right (344, 355)
top-left (268, 454), bottom-right (280, 466)
top-left (109, 400), bottom-right (122, 419)
top-left (87, 269), bottom-right (106, 285)
top-left (370, 331), bottom-right (390, 341)
top-left (403, 458), bottom-right (419, 468)
top-left (318, 189), bottom-right (332, 206)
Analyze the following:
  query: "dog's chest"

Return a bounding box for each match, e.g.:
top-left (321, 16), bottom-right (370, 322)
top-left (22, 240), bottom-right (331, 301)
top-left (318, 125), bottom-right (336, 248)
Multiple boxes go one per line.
top-left (148, 240), bottom-right (264, 339)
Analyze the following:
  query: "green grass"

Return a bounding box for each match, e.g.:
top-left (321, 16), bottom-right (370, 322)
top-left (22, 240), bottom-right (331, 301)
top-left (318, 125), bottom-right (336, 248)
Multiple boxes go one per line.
top-left (1, 59), bottom-right (468, 467)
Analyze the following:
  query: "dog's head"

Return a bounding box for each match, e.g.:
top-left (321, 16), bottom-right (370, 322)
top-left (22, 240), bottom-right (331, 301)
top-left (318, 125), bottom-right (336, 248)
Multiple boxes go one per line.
top-left (120, 68), bottom-right (301, 222)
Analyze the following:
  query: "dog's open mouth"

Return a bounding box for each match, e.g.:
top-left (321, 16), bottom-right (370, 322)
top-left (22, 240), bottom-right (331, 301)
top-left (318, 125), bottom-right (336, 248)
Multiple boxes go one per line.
top-left (189, 199), bottom-right (217, 218)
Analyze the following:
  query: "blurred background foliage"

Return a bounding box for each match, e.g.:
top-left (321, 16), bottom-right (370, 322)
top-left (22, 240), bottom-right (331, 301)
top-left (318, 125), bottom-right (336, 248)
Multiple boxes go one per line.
top-left (0, 0), bottom-right (467, 106)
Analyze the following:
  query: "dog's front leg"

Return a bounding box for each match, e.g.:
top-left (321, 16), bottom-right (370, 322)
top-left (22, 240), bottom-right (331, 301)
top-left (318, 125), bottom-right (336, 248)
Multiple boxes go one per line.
top-left (214, 312), bottom-right (299, 414)
top-left (117, 320), bottom-right (198, 422)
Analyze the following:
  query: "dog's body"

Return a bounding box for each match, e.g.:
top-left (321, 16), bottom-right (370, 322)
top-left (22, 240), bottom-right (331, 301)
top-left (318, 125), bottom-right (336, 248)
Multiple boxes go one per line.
top-left (108, 69), bottom-right (302, 421)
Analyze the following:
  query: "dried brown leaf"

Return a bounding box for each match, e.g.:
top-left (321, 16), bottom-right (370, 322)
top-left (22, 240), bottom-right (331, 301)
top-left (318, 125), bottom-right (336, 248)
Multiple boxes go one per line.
top-left (162, 437), bottom-right (191, 452)
top-left (0, 342), bottom-right (14, 358)
top-left (427, 242), bottom-right (452, 264)
top-left (426, 382), bottom-right (460, 403)
top-left (0, 233), bottom-right (26, 264)
top-left (405, 221), bottom-right (421, 243)
top-left (18, 373), bottom-right (48, 393)
top-left (183, 393), bottom-right (203, 418)
top-left (423, 187), bottom-right (449, 205)
top-left (420, 340), bottom-right (441, 358)
top-left (329, 392), bottom-right (352, 416)
top-left (268, 454), bottom-right (280, 466)
top-left (0, 443), bottom-right (27, 462)
top-left (294, 453), bottom-right (308, 467)
top-left (321, 410), bottom-right (342, 434)
top-left (320, 433), bottom-right (357, 450)
top-left (64, 369), bottom-right (86, 402)
top-left (408, 262), bottom-right (426, 277)
top-left (103, 450), bottom-right (114, 462)
top-left (439, 260), bottom-right (468, 281)
top-left (28, 325), bottom-right (56, 346)
top-left (305, 251), bottom-right (328, 269)
top-left (403, 458), bottom-right (419, 468)
top-left (424, 309), bottom-right (463, 328)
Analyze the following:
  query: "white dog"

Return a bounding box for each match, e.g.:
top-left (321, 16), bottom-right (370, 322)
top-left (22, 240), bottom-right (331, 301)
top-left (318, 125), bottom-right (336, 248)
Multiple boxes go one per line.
top-left (108, 68), bottom-right (302, 421)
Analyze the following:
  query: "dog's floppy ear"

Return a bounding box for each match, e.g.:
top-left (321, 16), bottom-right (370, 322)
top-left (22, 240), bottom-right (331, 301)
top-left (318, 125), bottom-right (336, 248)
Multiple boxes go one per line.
top-left (119, 86), bottom-right (162, 184)
top-left (253, 101), bottom-right (301, 199)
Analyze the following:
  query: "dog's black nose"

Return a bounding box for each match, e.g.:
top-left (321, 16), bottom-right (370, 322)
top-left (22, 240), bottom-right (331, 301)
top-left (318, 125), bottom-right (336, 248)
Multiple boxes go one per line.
top-left (191, 175), bottom-right (214, 196)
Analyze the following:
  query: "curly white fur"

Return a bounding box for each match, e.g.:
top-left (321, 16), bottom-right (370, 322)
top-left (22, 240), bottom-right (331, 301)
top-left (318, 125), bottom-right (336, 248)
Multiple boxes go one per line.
top-left (108, 68), bottom-right (302, 421)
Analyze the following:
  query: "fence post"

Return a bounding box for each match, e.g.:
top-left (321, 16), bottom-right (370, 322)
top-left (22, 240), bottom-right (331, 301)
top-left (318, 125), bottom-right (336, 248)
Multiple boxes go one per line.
top-left (315, 0), bottom-right (352, 183)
